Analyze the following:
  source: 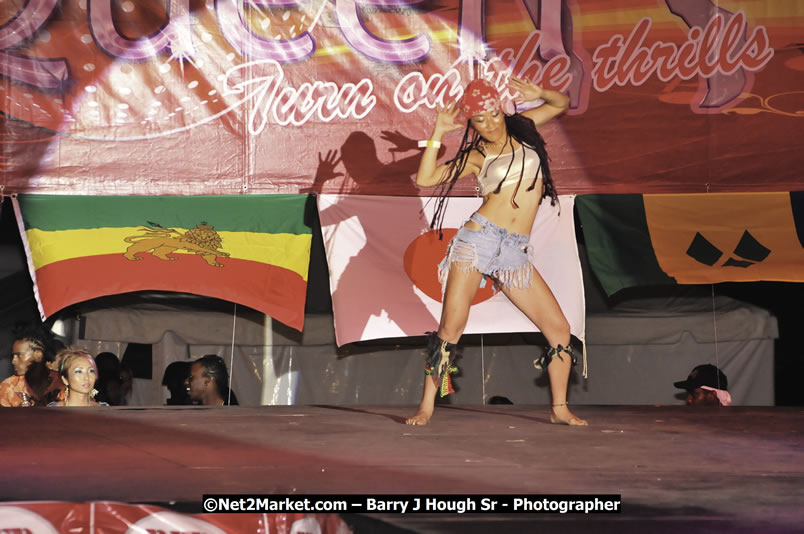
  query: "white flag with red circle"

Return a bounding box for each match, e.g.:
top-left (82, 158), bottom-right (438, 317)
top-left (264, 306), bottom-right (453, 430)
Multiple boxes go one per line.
top-left (318, 195), bottom-right (585, 347)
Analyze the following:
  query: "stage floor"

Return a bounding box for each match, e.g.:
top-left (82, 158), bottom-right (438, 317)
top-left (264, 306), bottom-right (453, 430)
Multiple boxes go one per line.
top-left (2, 404), bottom-right (802, 533)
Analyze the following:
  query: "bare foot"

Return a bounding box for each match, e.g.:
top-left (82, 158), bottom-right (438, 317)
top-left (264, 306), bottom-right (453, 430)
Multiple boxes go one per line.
top-left (550, 404), bottom-right (588, 426)
top-left (406, 408), bottom-right (433, 426)
top-left (407, 372), bottom-right (438, 425)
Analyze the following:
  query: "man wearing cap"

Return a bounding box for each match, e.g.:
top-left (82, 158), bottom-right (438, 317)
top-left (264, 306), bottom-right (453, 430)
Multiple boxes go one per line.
top-left (674, 364), bottom-right (732, 406)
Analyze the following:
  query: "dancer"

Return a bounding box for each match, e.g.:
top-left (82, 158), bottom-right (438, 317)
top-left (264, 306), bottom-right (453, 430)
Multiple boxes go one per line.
top-left (406, 77), bottom-right (587, 426)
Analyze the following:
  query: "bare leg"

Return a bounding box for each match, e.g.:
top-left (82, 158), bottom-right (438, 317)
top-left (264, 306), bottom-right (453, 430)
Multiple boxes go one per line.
top-left (499, 266), bottom-right (588, 426)
top-left (406, 367), bottom-right (439, 426)
top-left (406, 264), bottom-right (483, 425)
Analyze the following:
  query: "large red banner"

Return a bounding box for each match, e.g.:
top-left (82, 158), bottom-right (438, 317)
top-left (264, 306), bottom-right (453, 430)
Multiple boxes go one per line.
top-left (1, 1), bottom-right (802, 196)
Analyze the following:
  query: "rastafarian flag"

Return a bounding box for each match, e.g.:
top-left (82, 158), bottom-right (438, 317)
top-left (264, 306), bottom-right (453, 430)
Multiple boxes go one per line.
top-left (12, 194), bottom-right (312, 330)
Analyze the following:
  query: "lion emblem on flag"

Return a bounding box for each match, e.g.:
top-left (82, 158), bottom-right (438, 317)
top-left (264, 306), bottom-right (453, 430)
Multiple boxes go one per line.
top-left (123, 222), bottom-right (230, 267)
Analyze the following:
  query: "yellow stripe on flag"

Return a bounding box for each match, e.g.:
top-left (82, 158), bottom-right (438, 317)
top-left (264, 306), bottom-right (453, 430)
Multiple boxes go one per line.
top-left (644, 193), bottom-right (804, 284)
top-left (25, 228), bottom-right (312, 280)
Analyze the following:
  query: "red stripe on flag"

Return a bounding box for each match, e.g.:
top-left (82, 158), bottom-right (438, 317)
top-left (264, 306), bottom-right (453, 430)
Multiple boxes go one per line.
top-left (34, 254), bottom-right (307, 330)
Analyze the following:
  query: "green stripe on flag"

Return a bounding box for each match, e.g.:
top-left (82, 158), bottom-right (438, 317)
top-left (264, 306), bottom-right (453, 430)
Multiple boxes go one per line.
top-left (13, 194), bottom-right (314, 329)
top-left (576, 194), bottom-right (674, 296)
top-left (16, 194), bottom-right (312, 234)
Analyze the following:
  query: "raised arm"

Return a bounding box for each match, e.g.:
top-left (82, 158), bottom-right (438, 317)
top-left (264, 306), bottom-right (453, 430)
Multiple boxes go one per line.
top-left (509, 77), bottom-right (569, 127)
top-left (416, 102), bottom-right (480, 187)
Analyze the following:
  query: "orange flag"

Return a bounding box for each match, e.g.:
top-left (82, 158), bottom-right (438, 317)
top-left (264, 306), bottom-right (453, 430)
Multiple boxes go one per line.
top-left (644, 193), bottom-right (804, 284)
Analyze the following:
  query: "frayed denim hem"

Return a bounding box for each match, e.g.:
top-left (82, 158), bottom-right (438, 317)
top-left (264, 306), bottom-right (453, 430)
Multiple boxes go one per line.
top-left (438, 240), bottom-right (533, 296)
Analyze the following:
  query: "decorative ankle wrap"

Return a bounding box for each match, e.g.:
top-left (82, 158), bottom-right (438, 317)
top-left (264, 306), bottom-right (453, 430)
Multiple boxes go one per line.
top-left (533, 344), bottom-right (578, 371)
top-left (424, 332), bottom-right (459, 397)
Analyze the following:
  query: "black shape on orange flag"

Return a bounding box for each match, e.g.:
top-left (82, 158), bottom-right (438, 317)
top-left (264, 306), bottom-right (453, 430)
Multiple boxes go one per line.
top-left (686, 232), bottom-right (723, 266)
top-left (723, 257), bottom-right (754, 268)
top-left (791, 192), bottom-right (804, 249)
top-left (733, 230), bottom-right (771, 263)
top-left (688, 230), bottom-right (772, 268)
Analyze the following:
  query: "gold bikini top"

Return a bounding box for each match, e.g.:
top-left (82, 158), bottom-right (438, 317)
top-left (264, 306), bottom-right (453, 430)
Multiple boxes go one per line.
top-left (476, 144), bottom-right (542, 197)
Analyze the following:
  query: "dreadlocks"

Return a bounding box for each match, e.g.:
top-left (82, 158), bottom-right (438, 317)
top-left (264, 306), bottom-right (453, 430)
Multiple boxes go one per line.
top-left (13, 323), bottom-right (57, 404)
top-left (196, 354), bottom-right (238, 405)
top-left (429, 112), bottom-right (559, 237)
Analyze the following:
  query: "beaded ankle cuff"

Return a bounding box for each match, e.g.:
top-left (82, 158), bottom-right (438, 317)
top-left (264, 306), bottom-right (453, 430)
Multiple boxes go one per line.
top-left (425, 332), bottom-right (459, 397)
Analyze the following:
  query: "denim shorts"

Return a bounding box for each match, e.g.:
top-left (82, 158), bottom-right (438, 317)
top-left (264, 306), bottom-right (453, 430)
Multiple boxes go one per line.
top-left (438, 212), bottom-right (533, 292)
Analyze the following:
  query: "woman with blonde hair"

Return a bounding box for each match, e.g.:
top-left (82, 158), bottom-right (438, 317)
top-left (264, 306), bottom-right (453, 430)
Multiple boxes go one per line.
top-left (49, 349), bottom-right (108, 407)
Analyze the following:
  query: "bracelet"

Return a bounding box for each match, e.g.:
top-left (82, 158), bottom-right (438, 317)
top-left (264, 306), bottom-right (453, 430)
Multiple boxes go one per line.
top-left (418, 139), bottom-right (442, 149)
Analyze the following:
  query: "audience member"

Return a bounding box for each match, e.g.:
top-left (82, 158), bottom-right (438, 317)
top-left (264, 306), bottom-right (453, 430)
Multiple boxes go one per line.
top-left (118, 363), bottom-right (133, 406)
top-left (185, 355), bottom-right (238, 406)
top-left (49, 348), bottom-right (108, 407)
top-left (0, 325), bottom-right (63, 407)
top-left (94, 352), bottom-right (122, 405)
top-left (674, 364), bottom-right (732, 406)
top-left (162, 361), bottom-right (192, 405)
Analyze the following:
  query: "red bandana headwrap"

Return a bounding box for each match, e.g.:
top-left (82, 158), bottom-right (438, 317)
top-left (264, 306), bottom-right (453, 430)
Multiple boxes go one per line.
top-left (460, 79), bottom-right (502, 118)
